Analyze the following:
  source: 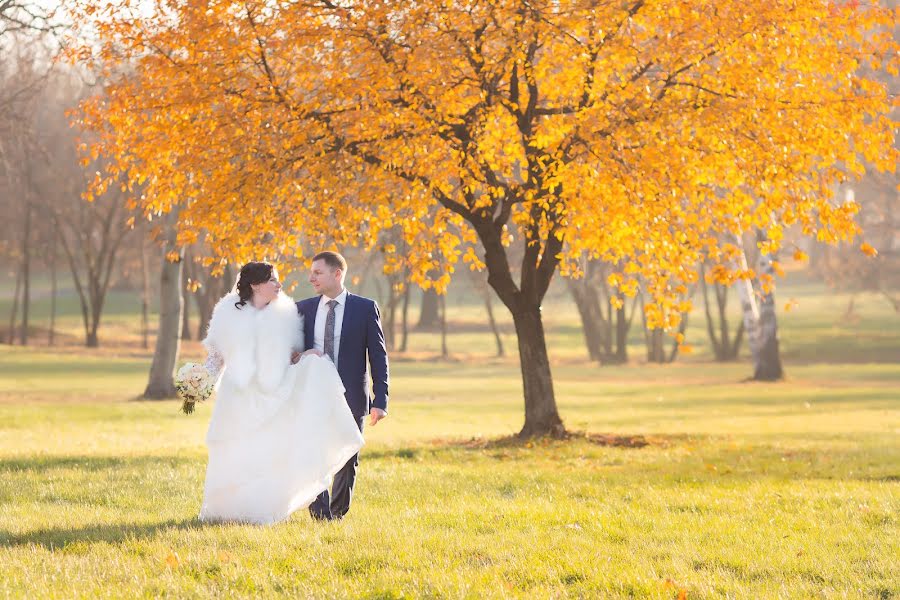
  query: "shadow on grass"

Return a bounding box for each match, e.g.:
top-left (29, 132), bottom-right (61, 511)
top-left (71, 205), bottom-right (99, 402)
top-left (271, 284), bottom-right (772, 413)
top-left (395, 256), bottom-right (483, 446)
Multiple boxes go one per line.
top-left (0, 455), bottom-right (190, 474)
top-left (0, 519), bottom-right (206, 549)
top-left (443, 431), bottom-right (661, 449)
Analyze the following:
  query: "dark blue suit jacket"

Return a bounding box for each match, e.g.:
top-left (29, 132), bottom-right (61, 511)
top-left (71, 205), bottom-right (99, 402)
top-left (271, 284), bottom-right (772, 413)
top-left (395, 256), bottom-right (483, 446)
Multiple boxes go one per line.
top-left (296, 293), bottom-right (389, 419)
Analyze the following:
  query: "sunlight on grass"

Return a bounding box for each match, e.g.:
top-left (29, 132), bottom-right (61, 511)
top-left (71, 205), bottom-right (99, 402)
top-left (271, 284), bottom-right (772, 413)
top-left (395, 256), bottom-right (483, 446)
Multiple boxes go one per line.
top-left (1, 280), bottom-right (898, 597)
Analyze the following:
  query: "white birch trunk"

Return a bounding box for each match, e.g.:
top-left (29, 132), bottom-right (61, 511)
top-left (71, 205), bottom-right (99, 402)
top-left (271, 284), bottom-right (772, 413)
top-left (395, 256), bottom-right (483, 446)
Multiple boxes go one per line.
top-left (736, 232), bottom-right (784, 381)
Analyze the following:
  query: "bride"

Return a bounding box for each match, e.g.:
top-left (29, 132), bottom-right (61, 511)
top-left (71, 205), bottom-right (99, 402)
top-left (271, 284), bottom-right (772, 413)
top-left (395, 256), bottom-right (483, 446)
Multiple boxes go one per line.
top-left (198, 261), bottom-right (364, 525)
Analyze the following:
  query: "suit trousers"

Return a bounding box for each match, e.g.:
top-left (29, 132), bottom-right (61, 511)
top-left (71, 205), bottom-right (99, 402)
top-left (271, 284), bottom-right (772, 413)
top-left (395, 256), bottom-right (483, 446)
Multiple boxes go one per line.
top-left (309, 414), bottom-right (365, 520)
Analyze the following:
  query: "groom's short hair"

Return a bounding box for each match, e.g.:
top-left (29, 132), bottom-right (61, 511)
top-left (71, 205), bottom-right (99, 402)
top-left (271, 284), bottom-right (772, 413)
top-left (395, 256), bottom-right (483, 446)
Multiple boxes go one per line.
top-left (313, 251), bottom-right (347, 275)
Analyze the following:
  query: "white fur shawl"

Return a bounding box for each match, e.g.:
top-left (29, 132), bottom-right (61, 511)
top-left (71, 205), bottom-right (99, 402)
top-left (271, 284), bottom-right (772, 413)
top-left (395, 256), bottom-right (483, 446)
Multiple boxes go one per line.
top-left (203, 291), bottom-right (303, 392)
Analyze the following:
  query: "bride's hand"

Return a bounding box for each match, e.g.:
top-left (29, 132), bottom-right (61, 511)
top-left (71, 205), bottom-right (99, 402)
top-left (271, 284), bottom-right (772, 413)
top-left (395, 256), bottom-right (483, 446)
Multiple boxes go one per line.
top-left (302, 349), bottom-right (323, 358)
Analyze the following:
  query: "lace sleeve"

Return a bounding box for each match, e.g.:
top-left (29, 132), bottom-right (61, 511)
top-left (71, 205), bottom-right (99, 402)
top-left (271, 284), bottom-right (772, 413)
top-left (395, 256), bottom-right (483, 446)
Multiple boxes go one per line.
top-left (203, 349), bottom-right (225, 380)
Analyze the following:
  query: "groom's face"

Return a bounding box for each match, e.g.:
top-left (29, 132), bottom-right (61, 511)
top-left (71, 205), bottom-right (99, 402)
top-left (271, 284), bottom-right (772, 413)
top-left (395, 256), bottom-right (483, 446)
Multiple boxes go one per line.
top-left (309, 259), bottom-right (342, 296)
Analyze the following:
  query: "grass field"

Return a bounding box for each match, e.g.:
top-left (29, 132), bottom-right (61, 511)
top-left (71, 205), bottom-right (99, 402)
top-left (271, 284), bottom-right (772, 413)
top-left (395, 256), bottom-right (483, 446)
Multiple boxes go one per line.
top-left (0, 279), bottom-right (898, 598)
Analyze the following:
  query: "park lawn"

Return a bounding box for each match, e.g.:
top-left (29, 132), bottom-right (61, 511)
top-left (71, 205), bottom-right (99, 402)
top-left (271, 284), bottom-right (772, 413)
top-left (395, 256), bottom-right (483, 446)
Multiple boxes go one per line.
top-left (1, 343), bottom-right (898, 598)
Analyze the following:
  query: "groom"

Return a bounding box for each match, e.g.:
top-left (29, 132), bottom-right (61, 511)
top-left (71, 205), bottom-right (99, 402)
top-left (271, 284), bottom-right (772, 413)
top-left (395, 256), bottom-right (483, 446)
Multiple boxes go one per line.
top-left (293, 251), bottom-right (389, 521)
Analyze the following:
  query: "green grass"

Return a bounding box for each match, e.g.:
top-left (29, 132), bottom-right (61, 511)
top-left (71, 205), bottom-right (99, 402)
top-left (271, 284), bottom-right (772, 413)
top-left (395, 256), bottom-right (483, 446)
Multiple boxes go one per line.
top-left (0, 279), bottom-right (898, 597)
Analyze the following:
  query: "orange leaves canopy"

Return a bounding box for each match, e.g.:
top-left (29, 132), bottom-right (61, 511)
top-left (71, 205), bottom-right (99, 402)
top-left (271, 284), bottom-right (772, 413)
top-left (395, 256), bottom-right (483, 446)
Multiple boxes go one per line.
top-left (69, 0), bottom-right (898, 320)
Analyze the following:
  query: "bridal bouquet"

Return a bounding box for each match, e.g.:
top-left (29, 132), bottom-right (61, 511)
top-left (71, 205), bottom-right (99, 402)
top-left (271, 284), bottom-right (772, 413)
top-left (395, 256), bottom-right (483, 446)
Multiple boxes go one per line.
top-left (175, 362), bottom-right (214, 414)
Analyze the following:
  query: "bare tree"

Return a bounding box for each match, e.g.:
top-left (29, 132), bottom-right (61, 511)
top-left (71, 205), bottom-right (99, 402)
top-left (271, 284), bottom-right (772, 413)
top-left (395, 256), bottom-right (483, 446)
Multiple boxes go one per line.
top-left (0, 35), bottom-right (57, 345)
top-left (29, 75), bottom-right (133, 347)
top-left (0, 1), bottom-right (60, 39)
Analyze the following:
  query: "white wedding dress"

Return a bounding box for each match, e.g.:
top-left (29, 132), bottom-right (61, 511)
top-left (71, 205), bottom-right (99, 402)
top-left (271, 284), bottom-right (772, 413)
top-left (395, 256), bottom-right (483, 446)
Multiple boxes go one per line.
top-left (197, 291), bottom-right (364, 525)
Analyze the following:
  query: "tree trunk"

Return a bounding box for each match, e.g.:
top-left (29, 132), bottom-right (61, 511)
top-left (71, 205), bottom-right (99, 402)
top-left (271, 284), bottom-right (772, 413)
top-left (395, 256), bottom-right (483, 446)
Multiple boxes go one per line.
top-left (140, 234), bottom-right (150, 350)
top-left (195, 286), bottom-right (214, 340)
top-left (736, 232), bottom-right (784, 381)
top-left (667, 311), bottom-right (691, 363)
top-left (753, 280), bottom-right (783, 381)
top-left (640, 293), bottom-right (665, 363)
top-left (567, 277), bottom-right (606, 362)
top-left (144, 221), bottom-right (184, 399)
top-left (87, 297), bottom-right (103, 348)
top-left (181, 292), bottom-right (191, 340)
top-left (701, 263), bottom-right (744, 361)
top-left (371, 274), bottom-right (386, 309)
top-left (439, 293), bottom-right (448, 358)
top-left (646, 329), bottom-right (665, 363)
top-left (6, 263), bottom-right (22, 345)
top-left (417, 288), bottom-right (440, 330)
top-left (399, 280), bottom-right (410, 352)
top-left (598, 271), bottom-right (626, 363)
top-left (20, 205), bottom-right (31, 346)
top-left (197, 264), bottom-right (233, 339)
top-left (483, 286), bottom-right (504, 357)
top-left (469, 268), bottom-right (505, 357)
top-left (48, 235), bottom-right (58, 346)
top-left (384, 275), bottom-right (397, 351)
top-left (180, 250), bottom-right (192, 340)
top-left (614, 299), bottom-right (628, 363)
top-left (471, 195), bottom-right (565, 437)
top-left (701, 266), bottom-right (724, 359)
top-left (511, 304), bottom-right (564, 438)
top-left (181, 276), bottom-right (192, 341)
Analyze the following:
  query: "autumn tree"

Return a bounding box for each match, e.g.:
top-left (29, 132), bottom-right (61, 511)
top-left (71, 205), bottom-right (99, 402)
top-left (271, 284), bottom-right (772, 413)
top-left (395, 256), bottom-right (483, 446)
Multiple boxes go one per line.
top-left (70, 1), bottom-right (898, 436)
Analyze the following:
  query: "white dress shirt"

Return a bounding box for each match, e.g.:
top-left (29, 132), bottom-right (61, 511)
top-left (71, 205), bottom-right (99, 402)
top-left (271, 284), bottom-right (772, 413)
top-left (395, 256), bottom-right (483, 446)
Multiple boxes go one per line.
top-left (313, 288), bottom-right (348, 366)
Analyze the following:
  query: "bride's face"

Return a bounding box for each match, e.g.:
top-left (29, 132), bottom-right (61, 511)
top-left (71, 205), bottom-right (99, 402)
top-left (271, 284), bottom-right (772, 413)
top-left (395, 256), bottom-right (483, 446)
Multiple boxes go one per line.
top-left (251, 270), bottom-right (282, 305)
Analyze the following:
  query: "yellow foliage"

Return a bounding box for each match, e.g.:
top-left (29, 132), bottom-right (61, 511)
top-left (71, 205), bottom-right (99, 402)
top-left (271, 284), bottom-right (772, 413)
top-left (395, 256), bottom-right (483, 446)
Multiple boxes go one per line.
top-left (64, 0), bottom-right (898, 319)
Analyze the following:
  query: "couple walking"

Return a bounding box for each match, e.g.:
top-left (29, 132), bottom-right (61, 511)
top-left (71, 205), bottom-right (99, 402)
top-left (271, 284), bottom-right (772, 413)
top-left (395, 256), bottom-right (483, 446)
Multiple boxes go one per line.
top-left (197, 252), bottom-right (389, 525)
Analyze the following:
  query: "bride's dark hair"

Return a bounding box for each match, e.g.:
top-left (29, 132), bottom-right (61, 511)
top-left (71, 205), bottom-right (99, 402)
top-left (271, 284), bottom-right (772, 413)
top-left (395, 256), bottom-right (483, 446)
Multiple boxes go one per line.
top-left (234, 261), bottom-right (274, 309)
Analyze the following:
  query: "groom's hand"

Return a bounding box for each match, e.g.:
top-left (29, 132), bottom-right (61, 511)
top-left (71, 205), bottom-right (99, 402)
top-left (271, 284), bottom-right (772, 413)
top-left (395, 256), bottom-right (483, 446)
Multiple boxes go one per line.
top-left (369, 408), bottom-right (386, 426)
top-left (292, 349), bottom-right (324, 364)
